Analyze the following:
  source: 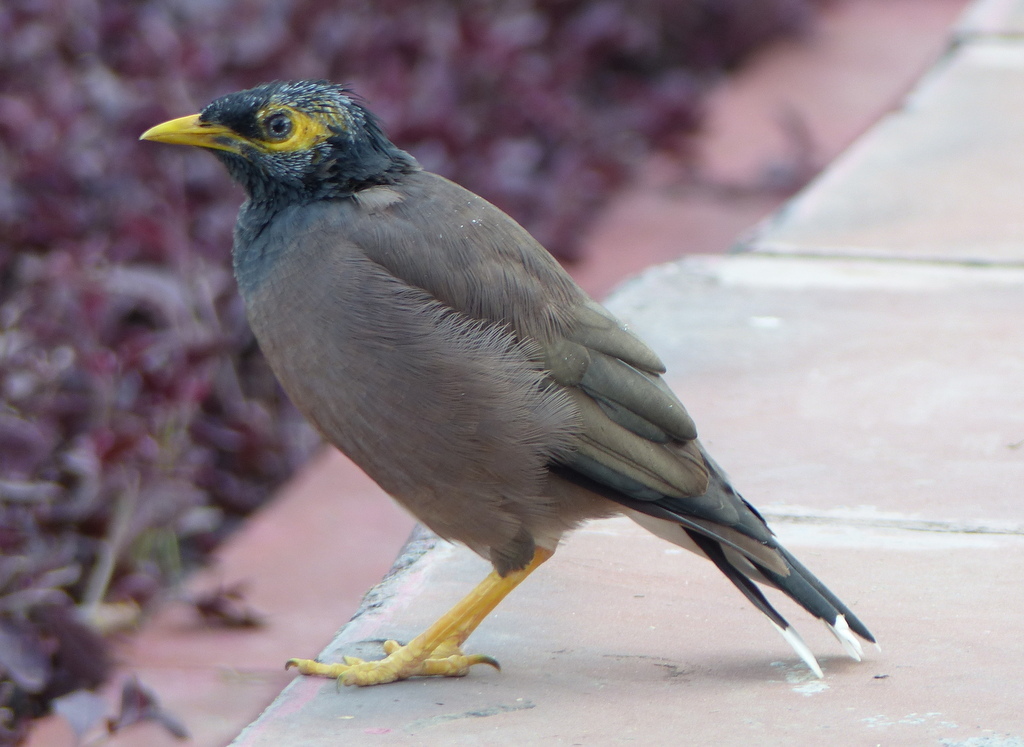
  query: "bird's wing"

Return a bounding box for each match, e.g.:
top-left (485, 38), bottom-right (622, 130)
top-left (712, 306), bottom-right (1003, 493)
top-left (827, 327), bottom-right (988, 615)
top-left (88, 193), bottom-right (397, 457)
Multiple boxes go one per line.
top-left (349, 173), bottom-right (767, 539)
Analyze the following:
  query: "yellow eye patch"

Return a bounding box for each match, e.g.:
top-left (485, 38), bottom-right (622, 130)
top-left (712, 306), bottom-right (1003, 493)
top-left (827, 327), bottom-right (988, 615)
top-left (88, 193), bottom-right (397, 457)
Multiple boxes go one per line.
top-left (254, 104), bottom-right (348, 153)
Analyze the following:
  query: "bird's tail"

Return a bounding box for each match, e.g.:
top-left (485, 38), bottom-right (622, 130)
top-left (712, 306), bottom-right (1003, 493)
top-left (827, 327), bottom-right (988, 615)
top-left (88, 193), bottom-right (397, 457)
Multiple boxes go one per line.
top-left (682, 527), bottom-right (873, 678)
top-left (622, 451), bottom-right (876, 678)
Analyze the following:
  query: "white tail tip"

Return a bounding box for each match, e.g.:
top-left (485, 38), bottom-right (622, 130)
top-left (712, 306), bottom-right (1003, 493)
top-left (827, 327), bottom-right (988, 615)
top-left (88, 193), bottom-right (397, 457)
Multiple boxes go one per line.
top-left (771, 622), bottom-right (824, 679)
top-left (825, 614), bottom-right (864, 661)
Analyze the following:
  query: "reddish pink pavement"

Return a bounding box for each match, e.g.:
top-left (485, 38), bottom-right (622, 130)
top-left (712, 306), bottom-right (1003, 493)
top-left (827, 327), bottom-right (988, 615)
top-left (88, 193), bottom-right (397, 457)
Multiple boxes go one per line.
top-left (27, 1), bottom-right (975, 745)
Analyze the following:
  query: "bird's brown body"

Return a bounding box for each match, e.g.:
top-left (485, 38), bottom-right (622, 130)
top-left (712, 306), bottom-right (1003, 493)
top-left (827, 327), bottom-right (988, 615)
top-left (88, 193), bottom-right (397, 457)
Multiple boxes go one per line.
top-left (141, 80), bottom-right (874, 687)
top-left (240, 172), bottom-right (615, 572)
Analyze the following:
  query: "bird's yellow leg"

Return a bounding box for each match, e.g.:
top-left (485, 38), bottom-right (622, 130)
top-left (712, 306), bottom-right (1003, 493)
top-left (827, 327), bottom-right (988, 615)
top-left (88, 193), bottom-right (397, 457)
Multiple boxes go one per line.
top-left (286, 547), bottom-right (553, 687)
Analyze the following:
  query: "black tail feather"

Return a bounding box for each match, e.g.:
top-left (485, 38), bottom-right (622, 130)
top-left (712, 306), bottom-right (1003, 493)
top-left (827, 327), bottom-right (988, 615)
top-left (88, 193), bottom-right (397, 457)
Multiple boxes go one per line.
top-left (685, 530), bottom-right (791, 631)
top-left (776, 546), bottom-right (876, 643)
top-left (689, 529), bottom-right (876, 647)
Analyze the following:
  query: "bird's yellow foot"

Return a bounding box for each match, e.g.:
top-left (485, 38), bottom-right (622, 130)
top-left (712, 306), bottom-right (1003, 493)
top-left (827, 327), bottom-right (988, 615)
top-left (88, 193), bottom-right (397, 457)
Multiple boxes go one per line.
top-left (285, 639), bottom-right (499, 687)
top-left (285, 548), bottom-right (551, 687)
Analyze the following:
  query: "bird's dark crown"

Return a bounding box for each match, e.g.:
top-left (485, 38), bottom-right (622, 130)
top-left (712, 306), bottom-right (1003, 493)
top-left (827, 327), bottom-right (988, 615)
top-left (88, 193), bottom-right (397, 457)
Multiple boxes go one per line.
top-left (198, 80), bottom-right (418, 206)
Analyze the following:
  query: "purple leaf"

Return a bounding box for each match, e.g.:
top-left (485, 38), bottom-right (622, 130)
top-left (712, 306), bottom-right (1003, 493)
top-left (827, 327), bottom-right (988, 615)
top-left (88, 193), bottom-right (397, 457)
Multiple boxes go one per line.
top-left (51, 689), bottom-right (107, 740)
top-left (0, 619), bottom-right (51, 693)
top-left (106, 676), bottom-right (189, 740)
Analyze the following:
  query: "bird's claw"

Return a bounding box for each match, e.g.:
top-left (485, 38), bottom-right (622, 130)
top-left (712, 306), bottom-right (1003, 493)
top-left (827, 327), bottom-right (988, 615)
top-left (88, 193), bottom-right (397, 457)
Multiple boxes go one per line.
top-left (285, 640), bottom-right (500, 687)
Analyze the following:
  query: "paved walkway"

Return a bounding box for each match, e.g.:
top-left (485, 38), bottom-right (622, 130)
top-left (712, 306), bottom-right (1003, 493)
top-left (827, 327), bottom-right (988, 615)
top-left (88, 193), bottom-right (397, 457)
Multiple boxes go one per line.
top-left (237, 0), bottom-right (1024, 745)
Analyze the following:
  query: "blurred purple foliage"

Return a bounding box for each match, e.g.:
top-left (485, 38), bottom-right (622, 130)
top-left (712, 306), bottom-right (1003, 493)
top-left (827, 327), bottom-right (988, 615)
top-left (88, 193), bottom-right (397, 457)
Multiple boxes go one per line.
top-left (0, 0), bottom-right (820, 740)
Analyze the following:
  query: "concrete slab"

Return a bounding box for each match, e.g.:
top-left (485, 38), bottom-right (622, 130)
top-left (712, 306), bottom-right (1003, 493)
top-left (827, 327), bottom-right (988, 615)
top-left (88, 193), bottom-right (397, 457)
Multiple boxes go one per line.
top-left (748, 40), bottom-right (1024, 263)
top-left (234, 255), bottom-right (1024, 745)
top-left (234, 523), bottom-right (1024, 746)
top-left (957, 0), bottom-right (1024, 36)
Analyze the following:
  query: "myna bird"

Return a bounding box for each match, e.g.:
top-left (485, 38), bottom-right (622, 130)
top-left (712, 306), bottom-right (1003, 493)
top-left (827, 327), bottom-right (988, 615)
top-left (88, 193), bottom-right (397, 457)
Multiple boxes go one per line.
top-left (141, 80), bottom-right (875, 687)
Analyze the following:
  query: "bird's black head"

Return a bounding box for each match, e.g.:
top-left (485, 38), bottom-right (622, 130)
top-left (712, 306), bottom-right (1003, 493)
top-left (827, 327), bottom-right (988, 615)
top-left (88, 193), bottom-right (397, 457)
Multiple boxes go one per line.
top-left (141, 80), bottom-right (418, 207)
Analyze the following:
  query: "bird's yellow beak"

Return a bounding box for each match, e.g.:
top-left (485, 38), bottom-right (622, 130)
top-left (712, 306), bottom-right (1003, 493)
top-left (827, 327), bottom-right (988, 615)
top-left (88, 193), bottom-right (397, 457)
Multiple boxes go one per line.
top-left (140, 114), bottom-right (243, 154)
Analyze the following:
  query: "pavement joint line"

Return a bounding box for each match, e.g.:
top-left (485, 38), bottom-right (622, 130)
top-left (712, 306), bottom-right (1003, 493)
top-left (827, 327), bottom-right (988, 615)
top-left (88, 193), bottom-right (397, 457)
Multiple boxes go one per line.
top-left (759, 511), bottom-right (1024, 536)
top-left (956, 30), bottom-right (1024, 41)
top-left (739, 245), bottom-right (1024, 269)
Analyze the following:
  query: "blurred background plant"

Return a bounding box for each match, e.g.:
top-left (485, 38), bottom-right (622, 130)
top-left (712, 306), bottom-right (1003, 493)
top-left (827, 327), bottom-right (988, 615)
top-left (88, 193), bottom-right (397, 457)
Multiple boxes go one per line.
top-left (0, 0), bottom-right (822, 741)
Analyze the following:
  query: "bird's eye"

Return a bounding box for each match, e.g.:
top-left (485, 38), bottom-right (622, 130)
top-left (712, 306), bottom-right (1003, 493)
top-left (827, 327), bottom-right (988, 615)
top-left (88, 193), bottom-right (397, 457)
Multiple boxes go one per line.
top-left (264, 112), bottom-right (293, 139)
